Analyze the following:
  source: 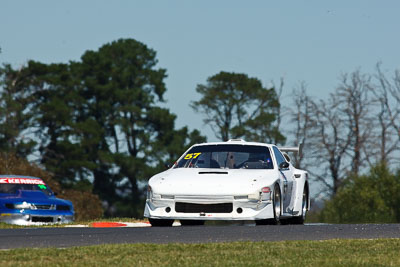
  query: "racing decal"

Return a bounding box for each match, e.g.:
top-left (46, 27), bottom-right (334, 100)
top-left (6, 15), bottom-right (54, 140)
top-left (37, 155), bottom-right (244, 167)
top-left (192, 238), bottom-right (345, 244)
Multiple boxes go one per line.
top-left (37, 184), bottom-right (47, 190)
top-left (184, 153), bottom-right (202, 160)
top-left (280, 170), bottom-right (288, 195)
top-left (0, 178), bottom-right (46, 185)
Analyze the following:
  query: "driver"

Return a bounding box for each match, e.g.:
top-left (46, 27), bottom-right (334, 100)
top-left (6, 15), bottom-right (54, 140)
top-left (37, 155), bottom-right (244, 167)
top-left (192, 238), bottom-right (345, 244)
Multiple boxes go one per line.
top-left (226, 152), bottom-right (235, 169)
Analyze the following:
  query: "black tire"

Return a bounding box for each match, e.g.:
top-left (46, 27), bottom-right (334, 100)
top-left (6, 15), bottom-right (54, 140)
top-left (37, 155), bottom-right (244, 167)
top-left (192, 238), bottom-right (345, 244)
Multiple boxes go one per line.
top-left (180, 220), bottom-right (205, 226)
top-left (149, 218), bottom-right (174, 227)
top-left (255, 184), bottom-right (281, 225)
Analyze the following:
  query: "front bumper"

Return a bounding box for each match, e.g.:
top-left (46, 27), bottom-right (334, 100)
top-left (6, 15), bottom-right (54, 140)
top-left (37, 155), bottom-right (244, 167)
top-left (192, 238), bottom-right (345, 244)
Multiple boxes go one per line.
top-left (144, 195), bottom-right (273, 221)
top-left (0, 211), bottom-right (74, 225)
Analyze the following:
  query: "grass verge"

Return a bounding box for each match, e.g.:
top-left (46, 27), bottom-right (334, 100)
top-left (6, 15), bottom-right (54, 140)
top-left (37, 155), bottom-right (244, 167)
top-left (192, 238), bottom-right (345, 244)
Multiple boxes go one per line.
top-left (0, 239), bottom-right (399, 266)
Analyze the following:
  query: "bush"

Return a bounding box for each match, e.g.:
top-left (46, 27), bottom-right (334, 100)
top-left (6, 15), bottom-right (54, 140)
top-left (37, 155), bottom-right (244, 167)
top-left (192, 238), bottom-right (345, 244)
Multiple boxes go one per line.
top-left (0, 153), bottom-right (103, 221)
top-left (320, 164), bottom-right (400, 223)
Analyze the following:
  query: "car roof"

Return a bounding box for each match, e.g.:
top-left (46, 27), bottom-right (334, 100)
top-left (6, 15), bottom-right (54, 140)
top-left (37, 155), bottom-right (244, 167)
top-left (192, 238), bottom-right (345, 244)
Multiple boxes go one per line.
top-left (191, 139), bottom-right (275, 148)
top-left (0, 175), bottom-right (42, 179)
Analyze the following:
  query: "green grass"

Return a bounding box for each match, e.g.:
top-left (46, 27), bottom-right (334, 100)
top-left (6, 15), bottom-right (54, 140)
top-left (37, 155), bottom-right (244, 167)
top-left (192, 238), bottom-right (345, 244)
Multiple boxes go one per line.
top-left (1, 239), bottom-right (400, 266)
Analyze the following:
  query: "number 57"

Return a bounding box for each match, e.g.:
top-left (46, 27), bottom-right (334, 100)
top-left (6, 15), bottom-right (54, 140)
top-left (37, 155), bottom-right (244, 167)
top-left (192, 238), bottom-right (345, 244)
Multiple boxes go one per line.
top-left (184, 153), bottom-right (201, 160)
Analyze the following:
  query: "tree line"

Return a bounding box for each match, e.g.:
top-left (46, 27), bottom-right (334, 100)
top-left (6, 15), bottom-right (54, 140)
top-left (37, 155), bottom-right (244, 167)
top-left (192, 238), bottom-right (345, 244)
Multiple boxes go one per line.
top-left (0, 39), bottom-right (205, 217)
top-left (289, 67), bottom-right (400, 197)
top-left (1, 39), bottom-right (400, 221)
top-left (290, 67), bottom-right (400, 222)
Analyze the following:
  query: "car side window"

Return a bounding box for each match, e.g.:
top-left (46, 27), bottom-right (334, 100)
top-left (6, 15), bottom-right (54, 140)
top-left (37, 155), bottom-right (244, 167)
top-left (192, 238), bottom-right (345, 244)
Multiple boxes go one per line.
top-left (273, 146), bottom-right (287, 166)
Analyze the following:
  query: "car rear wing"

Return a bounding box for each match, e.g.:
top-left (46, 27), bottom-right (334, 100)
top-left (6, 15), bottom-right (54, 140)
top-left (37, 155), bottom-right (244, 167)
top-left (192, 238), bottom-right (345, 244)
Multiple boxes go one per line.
top-left (279, 143), bottom-right (303, 156)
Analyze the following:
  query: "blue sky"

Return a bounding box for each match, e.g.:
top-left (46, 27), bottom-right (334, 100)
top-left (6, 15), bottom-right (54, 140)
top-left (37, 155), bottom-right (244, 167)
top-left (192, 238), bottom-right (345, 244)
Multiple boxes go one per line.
top-left (1, 1), bottom-right (400, 141)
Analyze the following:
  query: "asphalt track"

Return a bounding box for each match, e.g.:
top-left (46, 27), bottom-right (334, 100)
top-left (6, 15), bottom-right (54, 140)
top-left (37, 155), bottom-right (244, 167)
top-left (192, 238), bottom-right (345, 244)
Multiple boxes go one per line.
top-left (1, 223), bottom-right (400, 249)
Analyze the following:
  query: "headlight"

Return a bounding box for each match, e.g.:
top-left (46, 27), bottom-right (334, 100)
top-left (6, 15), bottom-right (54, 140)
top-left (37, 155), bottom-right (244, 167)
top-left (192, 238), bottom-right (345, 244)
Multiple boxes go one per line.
top-left (13, 201), bottom-right (32, 209)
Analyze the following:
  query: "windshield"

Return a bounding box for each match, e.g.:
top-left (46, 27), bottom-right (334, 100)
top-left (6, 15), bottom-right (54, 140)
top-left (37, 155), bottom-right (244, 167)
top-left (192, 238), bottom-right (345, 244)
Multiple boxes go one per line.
top-left (176, 144), bottom-right (273, 169)
top-left (0, 179), bottom-right (54, 196)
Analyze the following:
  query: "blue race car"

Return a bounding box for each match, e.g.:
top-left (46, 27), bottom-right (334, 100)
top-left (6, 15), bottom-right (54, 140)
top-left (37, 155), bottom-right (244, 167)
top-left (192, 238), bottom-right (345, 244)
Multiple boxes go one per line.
top-left (0, 175), bottom-right (74, 225)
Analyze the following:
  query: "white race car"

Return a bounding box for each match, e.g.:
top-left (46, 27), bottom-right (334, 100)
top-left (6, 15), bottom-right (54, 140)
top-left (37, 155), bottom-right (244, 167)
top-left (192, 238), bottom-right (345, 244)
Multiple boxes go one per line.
top-left (144, 139), bottom-right (309, 226)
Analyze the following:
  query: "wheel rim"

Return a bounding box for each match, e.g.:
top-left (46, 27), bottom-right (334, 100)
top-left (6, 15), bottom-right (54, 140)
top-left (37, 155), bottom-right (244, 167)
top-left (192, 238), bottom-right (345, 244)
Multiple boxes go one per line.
top-left (301, 189), bottom-right (307, 220)
top-left (274, 186), bottom-right (281, 219)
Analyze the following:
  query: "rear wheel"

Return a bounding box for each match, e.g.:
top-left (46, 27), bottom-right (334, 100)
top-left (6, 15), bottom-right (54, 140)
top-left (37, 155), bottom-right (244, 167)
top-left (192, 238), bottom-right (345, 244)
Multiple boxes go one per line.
top-left (180, 220), bottom-right (205, 226)
top-left (255, 184), bottom-right (281, 225)
top-left (149, 218), bottom-right (174, 227)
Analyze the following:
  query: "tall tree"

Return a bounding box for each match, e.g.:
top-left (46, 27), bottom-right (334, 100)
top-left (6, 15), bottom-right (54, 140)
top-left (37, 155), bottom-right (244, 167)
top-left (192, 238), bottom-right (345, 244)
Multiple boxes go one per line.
top-left (22, 39), bottom-right (206, 217)
top-left (288, 82), bottom-right (315, 169)
top-left (0, 64), bottom-right (36, 157)
top-left (191, 71), bottom-right (285, 144)
top-left (75, 39), bottom-right (178, 215)
top-left (373, 64), bottom-right (400, 164)
top-left (336, 71), bottom-right (373, 176)
top-left (20, 61), bottom-right (93, 186)
top-left (309, 95), bottom-right (353, 196)
top-left (289, 71), bottom-right (376, 197)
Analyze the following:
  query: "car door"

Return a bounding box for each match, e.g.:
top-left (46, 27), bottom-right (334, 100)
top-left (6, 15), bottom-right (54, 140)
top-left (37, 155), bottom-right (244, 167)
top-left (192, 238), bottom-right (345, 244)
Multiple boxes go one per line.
top-left (272, 146), bottom-right (294, 214)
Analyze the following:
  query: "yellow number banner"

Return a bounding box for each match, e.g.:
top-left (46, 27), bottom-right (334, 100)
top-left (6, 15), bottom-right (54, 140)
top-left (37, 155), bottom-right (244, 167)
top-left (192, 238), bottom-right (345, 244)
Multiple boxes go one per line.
top-left (184, 153), bottom-right (201, 160)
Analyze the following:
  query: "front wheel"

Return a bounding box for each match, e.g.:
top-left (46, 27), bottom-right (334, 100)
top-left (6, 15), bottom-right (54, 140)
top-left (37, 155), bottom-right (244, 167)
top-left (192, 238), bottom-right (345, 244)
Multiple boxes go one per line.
top-left (149, 218), bottom-right (174, 227)
top-left (255, 184), bottom-right (281, 225)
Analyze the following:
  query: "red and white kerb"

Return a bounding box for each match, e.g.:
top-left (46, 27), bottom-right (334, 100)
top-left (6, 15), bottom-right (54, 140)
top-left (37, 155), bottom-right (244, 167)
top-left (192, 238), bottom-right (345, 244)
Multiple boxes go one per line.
top-left (0, 178), bottom-right (46, 185)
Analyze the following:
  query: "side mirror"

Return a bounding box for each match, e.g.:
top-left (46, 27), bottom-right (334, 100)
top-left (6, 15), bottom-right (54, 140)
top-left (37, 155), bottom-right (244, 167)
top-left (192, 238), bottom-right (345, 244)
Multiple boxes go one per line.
top-left (282, 152), bottom-right (291, 162)
top-left (279, 162), bottom-right (289, 170)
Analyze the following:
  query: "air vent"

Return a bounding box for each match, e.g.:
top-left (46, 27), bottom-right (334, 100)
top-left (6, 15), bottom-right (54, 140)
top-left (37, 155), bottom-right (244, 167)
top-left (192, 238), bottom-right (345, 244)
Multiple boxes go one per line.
top-left (175, 202), bottom-right (233, 213)
top-left (198, 172), bottom-right (228, 174)
top-left (5, 203), bottom-right (14, 209)
top-left (161, 195), bottom-right (175, 200)
top-left (32, 216), bottom-right (54, 223)
top-left (32, 204), bottom-right (54, 210)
